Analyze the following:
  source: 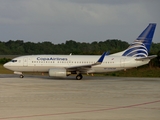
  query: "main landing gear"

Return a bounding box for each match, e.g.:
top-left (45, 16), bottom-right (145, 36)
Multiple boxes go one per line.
top-left (76, 74), bottom-right (83, 80)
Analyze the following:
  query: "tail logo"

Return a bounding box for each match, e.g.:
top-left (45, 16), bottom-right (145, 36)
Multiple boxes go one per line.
top-left (122, 41), bottom-right (148, 57)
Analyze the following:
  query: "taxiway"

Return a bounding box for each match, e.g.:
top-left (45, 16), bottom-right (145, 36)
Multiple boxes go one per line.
top-left (0, 74), bottom-right (160, 120)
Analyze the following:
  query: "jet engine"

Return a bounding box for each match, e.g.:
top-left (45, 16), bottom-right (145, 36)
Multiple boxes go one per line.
top-left (49, 68), bottom-right (69, 77)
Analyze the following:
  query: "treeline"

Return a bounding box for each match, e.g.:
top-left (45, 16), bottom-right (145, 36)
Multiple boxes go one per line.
top-left (0, 39), bottom-right (129, 55)
top-left (0, 39), bottom-right (160, 55)
top-left (0, 58), bottom-right (11, 64)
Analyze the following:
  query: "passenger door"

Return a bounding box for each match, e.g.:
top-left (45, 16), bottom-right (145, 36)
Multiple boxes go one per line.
top-left (23, 58), bottom-right (28, 66)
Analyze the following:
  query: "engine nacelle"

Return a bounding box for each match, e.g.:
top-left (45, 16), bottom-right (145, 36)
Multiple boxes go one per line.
top-left (49, 68), bottom-right (67, 78)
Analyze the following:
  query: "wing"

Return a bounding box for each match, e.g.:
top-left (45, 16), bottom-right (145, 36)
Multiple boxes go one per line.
top-left (66, 52), bottom-right (107, 73)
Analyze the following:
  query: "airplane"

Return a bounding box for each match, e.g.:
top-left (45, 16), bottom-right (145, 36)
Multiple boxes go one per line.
top-left (3, 23), bottom-right (157, 80)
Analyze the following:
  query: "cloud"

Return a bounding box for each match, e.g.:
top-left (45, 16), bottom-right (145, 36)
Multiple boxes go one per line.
top-left (67, 0), bottom-right (138, 5)
top-left (0, 0), bottom-right (148, 25)
top-left (0, 0), bottom-right (159, 44)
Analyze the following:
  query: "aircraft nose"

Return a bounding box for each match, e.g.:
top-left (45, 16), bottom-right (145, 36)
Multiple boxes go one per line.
top-left (3, 62), bottom-right (10, 69)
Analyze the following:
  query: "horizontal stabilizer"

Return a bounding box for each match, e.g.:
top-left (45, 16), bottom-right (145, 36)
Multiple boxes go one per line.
top-left (135, 55), bottom-right (157, 61)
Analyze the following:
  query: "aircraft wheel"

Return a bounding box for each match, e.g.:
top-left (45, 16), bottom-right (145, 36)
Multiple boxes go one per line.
top-left (20, 75), bottom-right (24, 78)
top-left (76, 74), bottom-right (83, 80)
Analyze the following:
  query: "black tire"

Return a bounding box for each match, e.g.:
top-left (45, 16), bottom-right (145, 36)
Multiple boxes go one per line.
top-left (20, 75), bottom-right (24, 78)
top-left (76, 74), bottom-right (83, 80)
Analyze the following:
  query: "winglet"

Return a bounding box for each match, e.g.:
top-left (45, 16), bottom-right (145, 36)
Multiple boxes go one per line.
top-left (93, 52), bottom-right (106, 65)
top-left (106, 51), bottom-right (110, 56)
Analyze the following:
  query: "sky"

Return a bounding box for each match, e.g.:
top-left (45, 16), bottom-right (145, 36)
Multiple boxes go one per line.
top-left (0, 0), bottom-right (159, 44)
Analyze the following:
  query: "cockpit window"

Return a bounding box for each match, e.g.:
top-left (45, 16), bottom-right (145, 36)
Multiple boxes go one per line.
top-left (11, 60), bottom-right (17, 62)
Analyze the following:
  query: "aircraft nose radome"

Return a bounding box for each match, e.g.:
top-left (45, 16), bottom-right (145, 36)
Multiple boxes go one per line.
top-left (3, 63), bottom-right (7, 68)
top-left (3, 62), bottom-right (9, 68)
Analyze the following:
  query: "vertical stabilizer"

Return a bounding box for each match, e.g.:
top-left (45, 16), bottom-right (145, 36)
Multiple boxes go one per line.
top-left (122, 23), bottom-right (156, 57)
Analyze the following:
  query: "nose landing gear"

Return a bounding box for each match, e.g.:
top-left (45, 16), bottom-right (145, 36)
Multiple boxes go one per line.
top-left (20, 74), bottom-right (24, 78)
top-left (14, 72), bottom-right (24, 78)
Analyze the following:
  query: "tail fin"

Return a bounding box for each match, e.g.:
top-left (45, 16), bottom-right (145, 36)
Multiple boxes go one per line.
top-left (122, 23), bottom-right (156, 57)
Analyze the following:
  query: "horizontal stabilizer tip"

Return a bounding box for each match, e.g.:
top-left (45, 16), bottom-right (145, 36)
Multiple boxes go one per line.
top-left (135, 55), bottom-right (157, 61)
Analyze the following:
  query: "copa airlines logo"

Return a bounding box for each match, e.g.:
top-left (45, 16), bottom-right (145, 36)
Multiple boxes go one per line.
top-left (37, 57), bottom-right (68, 61)
top-left (122, 41), bottom-right (148, 57)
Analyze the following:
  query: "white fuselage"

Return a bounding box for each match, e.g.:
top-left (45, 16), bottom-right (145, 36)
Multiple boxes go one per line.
top-left (4, 55), bottom-right (150, 73)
